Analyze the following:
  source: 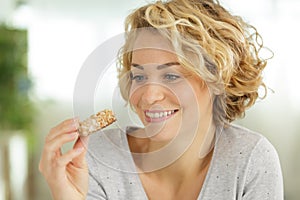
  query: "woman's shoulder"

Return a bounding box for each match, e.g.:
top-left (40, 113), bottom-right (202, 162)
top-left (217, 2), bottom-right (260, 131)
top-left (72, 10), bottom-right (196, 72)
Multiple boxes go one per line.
top-left (88, 127), bottom-right (125, 146)
top-left (218, 124), bottom-right (284, 198)
top-left (218, 123), bottom-right (272, 151)
top-left (87, 126), bottom-right (139, 151)
top-left (203, 123), bottom-right (283, 199)
top-left (215, 123), bottom-right (281, 166)
top-left (86, 127), bottom-right (147, 199)
top-left (86, 127), bottom-right (133, 169)
top-left (87, 127), bottom-right (129, 156)
top-left (214, 123), bottom-right (282, 177)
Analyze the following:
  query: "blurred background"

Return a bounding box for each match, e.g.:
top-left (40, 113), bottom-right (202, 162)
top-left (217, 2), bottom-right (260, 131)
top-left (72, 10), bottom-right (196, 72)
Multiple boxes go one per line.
top-left (0, 0), bottom-right (299, 199)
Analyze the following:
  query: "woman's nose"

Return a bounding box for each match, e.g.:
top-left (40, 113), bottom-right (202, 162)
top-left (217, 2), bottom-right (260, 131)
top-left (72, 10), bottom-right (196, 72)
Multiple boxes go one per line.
top-left (141, 83), bottom-right (165, 105)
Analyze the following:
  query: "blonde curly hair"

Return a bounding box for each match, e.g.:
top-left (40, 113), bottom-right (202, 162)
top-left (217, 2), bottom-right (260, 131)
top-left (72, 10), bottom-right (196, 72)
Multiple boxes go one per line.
top-left (117, 0), bottom-right (268, 125)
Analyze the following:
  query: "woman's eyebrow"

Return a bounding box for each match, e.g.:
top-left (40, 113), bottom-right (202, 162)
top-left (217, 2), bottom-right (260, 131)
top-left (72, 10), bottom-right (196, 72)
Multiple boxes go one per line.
top-left (131, 63), bottom-right (144, 70)
top-left (157, 62), bottom-right (180, 70)
top-left (131, 62), bottom-right (180, 70)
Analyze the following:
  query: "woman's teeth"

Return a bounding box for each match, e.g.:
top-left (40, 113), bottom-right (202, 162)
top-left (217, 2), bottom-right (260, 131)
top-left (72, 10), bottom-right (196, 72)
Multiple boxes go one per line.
top-left (145, 110), bottom-right (176, 119)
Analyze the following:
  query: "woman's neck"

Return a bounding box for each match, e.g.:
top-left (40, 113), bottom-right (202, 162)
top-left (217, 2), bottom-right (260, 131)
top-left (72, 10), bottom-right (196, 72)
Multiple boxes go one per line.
top-left (128, 123), bottom-right (216, 180)
top-left (150, 124), bottom-right (215, 178)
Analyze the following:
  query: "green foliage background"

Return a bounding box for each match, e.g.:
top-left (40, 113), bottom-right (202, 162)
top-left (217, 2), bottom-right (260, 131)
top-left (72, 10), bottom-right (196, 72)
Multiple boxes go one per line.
top-left (0, 25), bottom-right (34, 133)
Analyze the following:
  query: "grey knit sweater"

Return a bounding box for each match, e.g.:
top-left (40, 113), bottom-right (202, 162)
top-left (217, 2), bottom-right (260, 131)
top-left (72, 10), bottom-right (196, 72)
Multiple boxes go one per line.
top-left (86, 124), bottom-right (283, 200)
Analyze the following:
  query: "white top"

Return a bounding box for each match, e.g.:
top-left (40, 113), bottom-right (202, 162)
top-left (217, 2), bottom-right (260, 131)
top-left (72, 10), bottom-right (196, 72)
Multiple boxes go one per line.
top-left (86, 124), bottom-right (284, 200)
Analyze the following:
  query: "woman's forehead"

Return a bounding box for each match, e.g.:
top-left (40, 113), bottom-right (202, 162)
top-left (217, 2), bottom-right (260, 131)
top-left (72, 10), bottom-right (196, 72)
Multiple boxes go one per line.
top-left (131, 48), bottom-right (178, 64)
top-left (132, 30), bottom-right (174, 51)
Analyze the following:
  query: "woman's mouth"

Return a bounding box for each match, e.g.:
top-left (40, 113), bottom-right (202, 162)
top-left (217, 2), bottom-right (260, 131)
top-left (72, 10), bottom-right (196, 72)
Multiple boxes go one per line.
top-left (144, 109), bottom-right (179, 122)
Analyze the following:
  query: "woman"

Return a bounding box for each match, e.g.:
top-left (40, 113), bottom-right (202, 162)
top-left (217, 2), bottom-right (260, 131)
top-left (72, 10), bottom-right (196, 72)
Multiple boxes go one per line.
top-left (39, 0), bottom-right (284, 199)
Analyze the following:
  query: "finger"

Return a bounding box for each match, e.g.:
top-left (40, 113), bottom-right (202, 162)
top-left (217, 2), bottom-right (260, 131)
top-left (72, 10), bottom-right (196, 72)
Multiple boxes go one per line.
top-left (72, 136), bottom-right (89, 168)
top-left (74, 136), bottom-right (89, 149)
top-left (55, 147), bottom-right (86, 172)
top-left (43, 131), bottom-right (79, 161)
top-left (46, 117), bottom-right (79, 142)
top-left (38, 131), bottom-right (79, 181)
top-left (41, 146), bottom-right (85, 182)
top-left (48, 117), bottom-right (79, 141)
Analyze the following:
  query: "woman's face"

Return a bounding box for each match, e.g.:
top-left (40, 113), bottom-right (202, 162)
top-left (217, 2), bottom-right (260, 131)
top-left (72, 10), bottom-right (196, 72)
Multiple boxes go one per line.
top-left (128, 31), bottom-right (213, 142)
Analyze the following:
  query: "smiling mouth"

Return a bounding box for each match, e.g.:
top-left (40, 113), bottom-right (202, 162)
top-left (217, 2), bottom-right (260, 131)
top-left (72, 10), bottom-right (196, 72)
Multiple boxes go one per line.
top-left (144, 109), bottom-right (179, 122)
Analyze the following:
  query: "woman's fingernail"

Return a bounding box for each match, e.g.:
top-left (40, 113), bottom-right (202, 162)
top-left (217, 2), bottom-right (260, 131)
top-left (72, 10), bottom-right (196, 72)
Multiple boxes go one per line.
top-left (69, 132), bottom-right (78, 138)
top-left (71, 117), bottom-right (80, 129)
top-left (73, 116), bottom-right (80, 122)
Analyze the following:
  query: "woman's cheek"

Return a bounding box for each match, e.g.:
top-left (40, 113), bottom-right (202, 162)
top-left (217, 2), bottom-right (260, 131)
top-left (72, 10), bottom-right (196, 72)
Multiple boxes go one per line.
top-left (129, 87), bottom-right (138, 105)
top-left (129, 87), bottom-right (144, 115)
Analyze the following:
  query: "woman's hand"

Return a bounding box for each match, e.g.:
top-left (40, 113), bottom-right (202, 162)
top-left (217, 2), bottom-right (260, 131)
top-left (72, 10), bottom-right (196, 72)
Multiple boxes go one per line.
top-left (39, 118), bottom-right (89, 200)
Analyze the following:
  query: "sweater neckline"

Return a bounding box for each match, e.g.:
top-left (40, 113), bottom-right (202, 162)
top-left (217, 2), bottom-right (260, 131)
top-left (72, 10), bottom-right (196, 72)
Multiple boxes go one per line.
top-left (120, 125), bottom-right (224, 199)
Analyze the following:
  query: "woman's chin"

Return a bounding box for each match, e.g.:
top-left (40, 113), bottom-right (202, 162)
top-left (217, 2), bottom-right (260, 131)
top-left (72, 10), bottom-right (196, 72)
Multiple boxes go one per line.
top-left (144, 123), bottom-right (179, 143)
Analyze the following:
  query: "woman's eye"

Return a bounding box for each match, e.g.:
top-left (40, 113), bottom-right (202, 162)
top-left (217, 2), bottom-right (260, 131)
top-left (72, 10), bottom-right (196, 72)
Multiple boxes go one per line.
top-left (164, 74), bottom-right (181, 82)
top-left (130, 73), bottom-right (147, 83)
